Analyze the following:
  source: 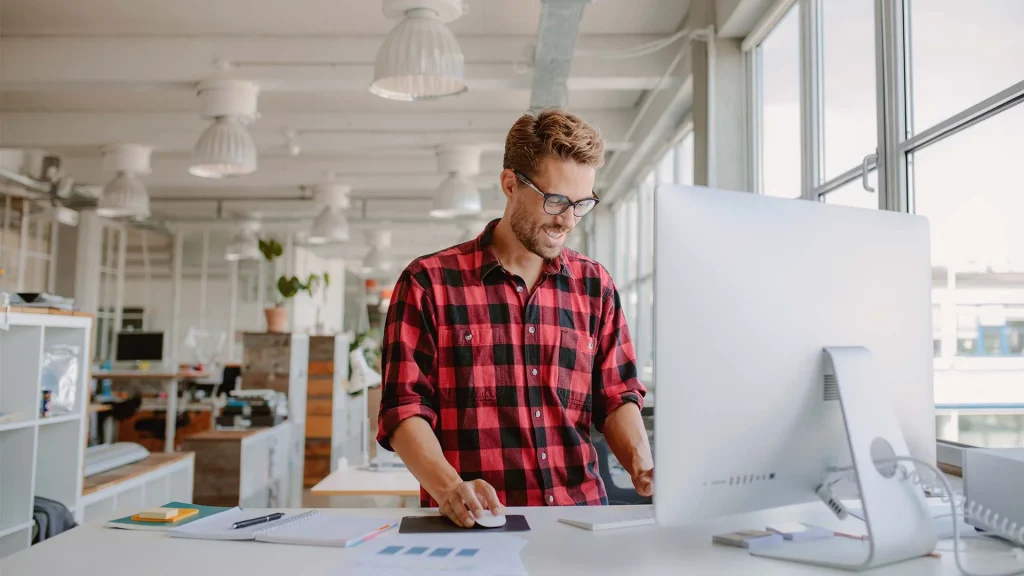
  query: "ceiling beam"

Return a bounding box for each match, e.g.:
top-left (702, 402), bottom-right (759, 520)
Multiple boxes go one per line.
top-left (0, 36), bottom-right (680, 93)
top-left (0, 111), bottom-right (636, 153)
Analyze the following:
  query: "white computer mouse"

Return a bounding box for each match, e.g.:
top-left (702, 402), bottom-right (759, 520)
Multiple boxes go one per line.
top-left (474, 513), bottom-right (507, 528)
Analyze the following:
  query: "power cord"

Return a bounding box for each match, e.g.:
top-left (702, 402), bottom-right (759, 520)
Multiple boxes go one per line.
top-left (818, 456), bottom-right (1024, 576)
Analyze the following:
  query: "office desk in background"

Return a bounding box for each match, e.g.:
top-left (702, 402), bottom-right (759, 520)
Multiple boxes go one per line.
top-left (0, 501), bottom-right (1009, 575)
top-left (92, 369), bottom-right (210, 453)
top-left (311, 464), bottom-right (420, 507)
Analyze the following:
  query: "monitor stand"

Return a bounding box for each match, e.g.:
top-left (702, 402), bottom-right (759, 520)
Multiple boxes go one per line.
top-left (753, 346), bottom-right (936, 571)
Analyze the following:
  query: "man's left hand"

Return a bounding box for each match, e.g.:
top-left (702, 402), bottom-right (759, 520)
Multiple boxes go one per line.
top-left (632, 467), bottom-right (654, 497)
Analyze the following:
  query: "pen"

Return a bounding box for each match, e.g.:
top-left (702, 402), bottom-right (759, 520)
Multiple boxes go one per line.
top-left (347, 522), bottom-right (398, 547)
top-left (232, 512), bottom-right (285, 530)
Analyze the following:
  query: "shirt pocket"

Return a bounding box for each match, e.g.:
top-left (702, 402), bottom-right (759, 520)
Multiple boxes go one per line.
top-left (555, 328), bottom-right (596, 418)
top-left (437, 326), bottom-right (516, 406)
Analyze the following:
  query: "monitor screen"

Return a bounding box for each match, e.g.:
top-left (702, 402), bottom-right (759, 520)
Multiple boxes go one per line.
top-left (115, 332), bottom-right (164, 362)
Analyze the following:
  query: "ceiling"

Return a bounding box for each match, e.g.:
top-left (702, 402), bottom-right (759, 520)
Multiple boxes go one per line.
top-left (0, 0), bottom-right (691, 274)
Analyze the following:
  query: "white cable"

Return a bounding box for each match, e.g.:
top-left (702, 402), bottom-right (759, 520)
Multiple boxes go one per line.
top-left (575, 28), bottom-right (692, 59)
top-left (821, 456), bottom-right (1024, 576)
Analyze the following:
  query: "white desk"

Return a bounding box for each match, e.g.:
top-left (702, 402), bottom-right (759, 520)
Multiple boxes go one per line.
top-left (92, 368), bottom-right (209, 453)
top-left (311, 465), bottom-right (420, 507)
top-left (1, 502), bottom-right (1016, 575)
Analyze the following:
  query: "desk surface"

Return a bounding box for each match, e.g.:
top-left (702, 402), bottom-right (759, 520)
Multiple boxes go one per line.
top-left (311, 465), bottom-right (420, 496)
top-left (82, 452), bottom-right (194, 497)
top-left (93, 370), bottom-right (209, 380)
top-left (4, 503), bottom-right (1013, 575)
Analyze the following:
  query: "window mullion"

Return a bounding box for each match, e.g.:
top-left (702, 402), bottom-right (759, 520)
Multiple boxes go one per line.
top-left (800, 0), bottom-right (823, 199)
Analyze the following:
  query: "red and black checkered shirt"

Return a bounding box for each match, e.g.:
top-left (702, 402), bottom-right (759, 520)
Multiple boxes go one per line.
top-left (377, 219), bottom-right (646, 507)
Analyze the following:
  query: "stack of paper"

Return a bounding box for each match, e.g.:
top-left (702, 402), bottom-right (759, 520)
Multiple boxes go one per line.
top-left (336, 534), bottom-right (529, 576)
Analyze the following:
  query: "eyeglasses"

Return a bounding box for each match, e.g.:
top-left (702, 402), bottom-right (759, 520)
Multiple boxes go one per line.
top-left (515, 171), bottom-right (600, 218)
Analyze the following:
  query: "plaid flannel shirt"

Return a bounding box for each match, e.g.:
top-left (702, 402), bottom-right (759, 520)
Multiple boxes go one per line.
top-left (377, 219), bottom-right (645, 507)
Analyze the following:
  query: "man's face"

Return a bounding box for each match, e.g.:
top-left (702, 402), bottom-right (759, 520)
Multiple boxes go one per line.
top-left (507, 157), bottom-right (597, 260)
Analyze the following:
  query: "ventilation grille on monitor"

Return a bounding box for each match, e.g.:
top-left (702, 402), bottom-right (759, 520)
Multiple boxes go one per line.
top-left (823, 374), bottom-right (839, 401)
top-left (704, 472), bottom-right (776, 487)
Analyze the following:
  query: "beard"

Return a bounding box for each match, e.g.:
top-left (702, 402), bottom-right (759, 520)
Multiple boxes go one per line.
top-left (508, 200), bottom-right (570, 260)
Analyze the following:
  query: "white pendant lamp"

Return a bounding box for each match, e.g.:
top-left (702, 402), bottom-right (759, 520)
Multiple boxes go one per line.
top-left (98, 144), bottom-right (151, 220)
top-left (371, 0), bottom-right (468, 101)
top-left (225, 220), bottom-right (261, 261)
top-left (362, 229), bottom-right (393, 273)
top-left (430, 144), bottom-right (481, 218)
top-left (307, 183), bottom-right (351, 245)
top-left (190, 79), bottom-right (260, 178)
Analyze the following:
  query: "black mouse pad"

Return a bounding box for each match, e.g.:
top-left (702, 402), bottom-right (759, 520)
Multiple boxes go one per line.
top-left (399, 514), bottom-right (531, 533)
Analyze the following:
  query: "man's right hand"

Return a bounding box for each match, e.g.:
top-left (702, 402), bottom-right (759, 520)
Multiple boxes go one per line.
top-left (438, 479), bottom-right (505, 528)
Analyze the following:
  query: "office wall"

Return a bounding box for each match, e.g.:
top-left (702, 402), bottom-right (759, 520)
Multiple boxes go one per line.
top-left (123, 275), bottom-right (263, 362)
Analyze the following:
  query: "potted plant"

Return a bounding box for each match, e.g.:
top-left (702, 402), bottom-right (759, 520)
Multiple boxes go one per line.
top-left (259, 238), bottom-right (288, 332)
top-left (307, 272), bottom-right (330, 334)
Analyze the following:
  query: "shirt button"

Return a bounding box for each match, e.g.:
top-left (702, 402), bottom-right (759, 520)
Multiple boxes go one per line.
top-left (465, 333), bottom-right (472, 341)
top-left (532, 368), bottom-right (538, 376)
top-left (548, 495), bottom-right (554, 503)
top-left (535, 410), bottom-right (541, 418)
top-left (528, 326), bottom-right (536, 334)
top-left (588, 342), bottom-right (593, 349)
top-left (541, 452), bottom-right (547, 460)
top-left (516, 286), bottom-right (523, 293)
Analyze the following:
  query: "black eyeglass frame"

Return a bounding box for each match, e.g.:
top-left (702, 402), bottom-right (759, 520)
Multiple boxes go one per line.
top-left (514, 171), bottom-right (601, 217)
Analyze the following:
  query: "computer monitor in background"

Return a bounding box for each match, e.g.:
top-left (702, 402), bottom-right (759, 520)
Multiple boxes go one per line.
top-left (653, 185), bottom-right (937, 569)
top-left (115, 331), bottom-right (165, 362)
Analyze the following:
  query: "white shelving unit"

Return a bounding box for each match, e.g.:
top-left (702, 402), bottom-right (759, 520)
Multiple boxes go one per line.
top-left (0, 311), bottom-right (93, 559)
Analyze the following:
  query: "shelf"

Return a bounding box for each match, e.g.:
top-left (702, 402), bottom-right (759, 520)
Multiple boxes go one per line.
top-left (0, 415), bottom-right (35, 433)
top-left (37, 413), bottom-right (82, 426)
top-left (0, 521), bottom-right (33, 540)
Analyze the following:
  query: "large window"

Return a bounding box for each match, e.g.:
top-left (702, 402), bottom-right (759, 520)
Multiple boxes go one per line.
top-left (746, 0), bottom-right (1024, 449)
top-left (612, 130), bottom-right (695, 387)
top-left (0, 195), bottom-right (57, 295)
top-left (754, 5), bottom-right (801, 199)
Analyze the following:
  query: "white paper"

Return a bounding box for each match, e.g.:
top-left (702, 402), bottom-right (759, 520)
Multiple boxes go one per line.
top-left (336, 534), bottom-right (529, 576)
top-left (168, 509), bottom-right (313, 541)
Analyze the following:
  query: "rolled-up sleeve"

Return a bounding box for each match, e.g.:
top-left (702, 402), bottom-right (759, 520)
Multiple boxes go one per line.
top-left (591, 281), bottom-right (646, 432)
top-left (376, 267), bottom-right (438, 451)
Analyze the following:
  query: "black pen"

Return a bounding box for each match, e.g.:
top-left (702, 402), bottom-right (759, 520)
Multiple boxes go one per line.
top-left (231, 512), bottom-right (285, 529)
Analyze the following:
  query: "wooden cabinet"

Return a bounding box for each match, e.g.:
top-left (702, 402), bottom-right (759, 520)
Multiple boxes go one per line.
top-left (181, 424), bottom-right (292, 508)
top-left (304, 335), bottom-right (360, 487)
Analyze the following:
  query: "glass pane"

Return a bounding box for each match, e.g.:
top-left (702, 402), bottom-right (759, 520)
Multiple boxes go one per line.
top-left (640, 278), bottom-right (654, 382)
top-left (821, 0), bottom-right (877, 181)
top-left (626, 195), bottom-right (639, 283)
top-left (614, 203), bottom-right (627, 282)
top-left (820, 170), bottom-right (878, 209)
top-left (640, 180), bottom-right (654, 277)
top-left (675, 132), bottom-right (695, 186)
top-left (656, 149), bottom-right (674, 185)
top-left (758, 4), bottom-right (801, 199)
top-left (916, 105), bottom-right (1024, 447)
top-left (909, 0), bottom-right (1024, 135)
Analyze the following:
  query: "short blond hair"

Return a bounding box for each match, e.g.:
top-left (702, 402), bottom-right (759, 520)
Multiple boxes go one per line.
top-left (502, 109), bottom-right (605, 176)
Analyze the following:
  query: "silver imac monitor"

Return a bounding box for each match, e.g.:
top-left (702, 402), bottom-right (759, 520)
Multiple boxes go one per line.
top-left (652, 185), bottom-right (937, 569)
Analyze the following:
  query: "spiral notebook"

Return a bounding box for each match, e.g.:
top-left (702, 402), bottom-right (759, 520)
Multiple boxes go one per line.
top-left (168, 508), bottom-right (399, 547)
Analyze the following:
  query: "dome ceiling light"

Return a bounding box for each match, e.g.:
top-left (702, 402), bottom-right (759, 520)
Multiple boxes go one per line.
top-left (225, 220), bottom-right (262, 261)
top-left (430, 144), bottom-right (481, 218)
top-left (190, 79), bottom-right (260, 179)
top-left (362, 229), bottom-right (393, 274)
top-left (97, 143), bottom-right (152, 220)
top-left (371, 0), bottom-right (469, 101)
top-left (307, 182), bottom-right (352, 245)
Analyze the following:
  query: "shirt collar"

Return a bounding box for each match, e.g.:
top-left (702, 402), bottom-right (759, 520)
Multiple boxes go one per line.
top-left (475, 219), bottom-right (573, 281)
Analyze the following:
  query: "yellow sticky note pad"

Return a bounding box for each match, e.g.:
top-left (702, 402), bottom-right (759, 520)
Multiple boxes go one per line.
top-left (132, 508), bottom-right (199, 523)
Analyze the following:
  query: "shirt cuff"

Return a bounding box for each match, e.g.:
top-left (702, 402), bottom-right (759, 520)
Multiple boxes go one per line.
top-left (594, 387), bottom-right (645, 432)
top-left (377, 400), bottom-right (438, 452)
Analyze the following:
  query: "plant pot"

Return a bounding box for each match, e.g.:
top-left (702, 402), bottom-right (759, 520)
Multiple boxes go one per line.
top-left (264, 306), bottom-right (288, 333)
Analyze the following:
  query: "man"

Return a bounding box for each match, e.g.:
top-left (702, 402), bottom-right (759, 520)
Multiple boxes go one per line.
top-left (377, 109), bottom-right (653, 527)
